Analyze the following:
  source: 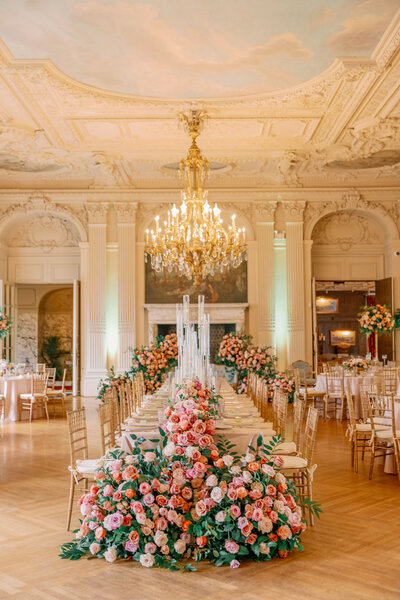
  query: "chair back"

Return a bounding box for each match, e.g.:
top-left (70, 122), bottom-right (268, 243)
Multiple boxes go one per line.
top-left (111, 391), bottom-right (122, 437)
top-left (293, 368), bottom-right (301, 394)
top-left (346, 390), bottom-right (356, 428)
top-left (275, 389), bottom-right (288, 440)
top-left (359, 383), bottom-right (379, 421)
top-left (98, 402), bottom-right (115, 454)
top-left (301, 406), bottom-right (319, 464)
top-left (36, 363), bottom-right (46, 374)
top-left (367, 392), bottom-right (393, 435)
top-left (59, 368), bottom-right (67, 392)
top-left (66, 407), bottom-right (88, 464)
top-left (45, 367), bottom-right (56, 388)
top-left (381, 369), bottom-right (398, 394)
top-left (292, 360), bottom-right (311, 378)
top-left (325, 373), bottom-right (344, 396)
top-left (31, 373), bottom-right (48, 395)
top-left (293, 395), bottom-right (305, 448)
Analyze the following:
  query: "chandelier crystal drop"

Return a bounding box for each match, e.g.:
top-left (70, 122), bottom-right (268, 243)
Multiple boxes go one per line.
top-left (144, 110), bottom-right (247, 285)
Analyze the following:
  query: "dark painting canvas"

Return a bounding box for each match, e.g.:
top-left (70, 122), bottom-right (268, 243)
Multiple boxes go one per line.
top-left (145, 261), bottom-right (247, 304)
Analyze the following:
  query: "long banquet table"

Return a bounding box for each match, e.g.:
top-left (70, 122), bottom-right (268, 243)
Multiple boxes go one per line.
top-left (119, 379), bottom-right (276, 455)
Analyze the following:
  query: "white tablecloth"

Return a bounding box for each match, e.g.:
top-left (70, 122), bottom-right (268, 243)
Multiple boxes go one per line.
top-left (1, 376), bottom-right (34, 422)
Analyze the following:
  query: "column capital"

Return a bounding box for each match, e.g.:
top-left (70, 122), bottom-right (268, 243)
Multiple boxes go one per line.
top-left (86, 202), bottom-right (109, 225)
top-left (282, 201), bottom-right (306, 223)
top-left (252, 201), bottom-right (277, 224)
top-left (115, 202), bottom-right (138, 224)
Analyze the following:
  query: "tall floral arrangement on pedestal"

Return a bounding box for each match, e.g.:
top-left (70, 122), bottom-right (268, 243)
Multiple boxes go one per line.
top-left (61, 379), bottom-right (320, 569)
top-left (217, 332), bottom-right (277, 393)
top-left (359, 304), bottom-right (394, 360)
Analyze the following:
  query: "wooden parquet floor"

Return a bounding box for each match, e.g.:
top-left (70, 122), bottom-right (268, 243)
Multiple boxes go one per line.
top-left (1, 397), bottom-right (400, 600)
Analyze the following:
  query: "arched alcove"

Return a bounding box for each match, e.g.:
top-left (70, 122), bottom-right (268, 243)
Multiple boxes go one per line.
top-left (38, 288), bottom-right (73, 379)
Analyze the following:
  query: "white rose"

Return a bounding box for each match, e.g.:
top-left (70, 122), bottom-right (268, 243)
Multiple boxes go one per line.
top-left (274, 500), bottom-right (285, 514)
top-left (144, 452), bottom-right (156, 463)
top-left (185, 446), bottom-right (195, 458)
top-left (124, 455), bottom-right (135, 465)
top-left (284, 506), bottom-right (292, 518)
top-left (245, 453), bottom-right (255, 463)
top-left (259, 517), bottom-right (273, 534)
top-left (210, 486), bottom-right (224, 503)
top-left (222, 455), bottom-right (234, 467)
top-left (154, 530), bottom-right (168, 547)
top-left (262, 464), bottom-right (275, 477)
top-left (242, 470), bottom-right (252, 483)
top-left (163, 442), bottom-right (176, 457)
top-left (140, 553), bottom-right (155, 568)
top-left (230, 465), bottom-right (241, 475)
top-left (275, 472), bottom-right (286, 485)
top-left (174, 540), bottom-right (186, 554)
top-left (104, 546), bottom-right (117, 563)
top-left (206, 474), bottom-right (218, 487)
top-left (215, 511), bottom-right (226, 523)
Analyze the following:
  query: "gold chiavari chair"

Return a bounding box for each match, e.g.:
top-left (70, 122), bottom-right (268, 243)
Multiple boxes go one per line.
top-left (66, 407), bottom-right (98, 530)
top-left (111, 389), bottom-right (122, 439)
top-left (381, 368), bottom-right (398, 394)
top-left (20, 374), bottom-right (49, 422)
top-left (118, 383), bottom-right (129, 424)
top-left (45, 367), bottom-right (57, 389)
top-left (325, 372), bottom-right (346, 420)
top-left (368, 393), bottom-right (398, 480)
top-left (46, 368), bottom-right (67, 417)
top-left (279, 406), bottom-right (319, 525)
top-left (98, 401), bottom-right (115, 455)
top-left (125, 378), bottom-right (135, 418)
top-left (36, 363), bottom-right (46, 374)
top-left (275, 389), bottom-right (288, 440)
top-left (359, 383), bottom-right (380, 422)
top-left (0, 393), bottom-right (5, 421)
top-left (293, 395), bottom-right (306, 449)
top-left (345, 390), bottom-right (383, 472)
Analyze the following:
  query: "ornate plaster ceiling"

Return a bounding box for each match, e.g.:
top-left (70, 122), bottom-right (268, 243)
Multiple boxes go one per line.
top-left (0, 7), bottom-right (399, 192)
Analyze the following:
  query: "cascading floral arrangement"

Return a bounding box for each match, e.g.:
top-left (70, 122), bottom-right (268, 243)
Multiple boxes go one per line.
top-left (217, 333), bottom-right (277, 393)
top-left (265, 373), bottom-right (295, 403)
top-left (0, 311), bottom-right (12, 339)
top-left (97, 334), bottom-right (179, 401)
top-left (61, 380), bottom-right (315, 570)
top-left (342, 358), bottom-right (370, 373)
top-left (130, 333), bottom-right (178, 394)
top-left (359, 304), bottom-right (395, 334)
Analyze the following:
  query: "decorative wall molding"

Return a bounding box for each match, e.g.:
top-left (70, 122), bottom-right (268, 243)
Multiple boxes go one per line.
top-left (312, 212), bottom-right (383, 251)
top-left (86, 202), bottom-right (109, 224)
top-left (114, 202), bottom-right (138, 223)
top-left (6, 214), bottom-right (79, 251)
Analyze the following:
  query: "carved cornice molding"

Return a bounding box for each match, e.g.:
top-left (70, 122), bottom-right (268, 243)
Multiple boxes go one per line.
top-left (281, 201), bottom-right (306, 221)
top-left (114, 202), bottom-right (138, 224)
top-left (86, 202), bottom-right (109, 224)
top-left (251, 201), bottom-right (277, 223)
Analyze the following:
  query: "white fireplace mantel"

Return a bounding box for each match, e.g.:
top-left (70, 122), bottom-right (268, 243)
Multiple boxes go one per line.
top-left (144, 303), bottom-right (248, 344)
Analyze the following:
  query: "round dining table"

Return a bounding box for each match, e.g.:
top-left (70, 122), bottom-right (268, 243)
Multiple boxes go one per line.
top-left (1, 375), bottom-right (37, 422)
top-left (314, 373), bottom-right (377, 419)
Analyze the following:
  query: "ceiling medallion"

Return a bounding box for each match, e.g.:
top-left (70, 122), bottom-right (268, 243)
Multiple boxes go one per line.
top-left (145, 110), bottom-right (247, 285)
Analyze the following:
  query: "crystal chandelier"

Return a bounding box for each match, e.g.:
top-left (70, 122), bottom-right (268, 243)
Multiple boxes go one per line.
top-left (145, 111), bottom-right (247, 285)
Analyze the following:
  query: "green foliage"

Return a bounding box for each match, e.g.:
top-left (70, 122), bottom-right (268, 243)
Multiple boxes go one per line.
top-left (40, 335), bottom-right (69, 379)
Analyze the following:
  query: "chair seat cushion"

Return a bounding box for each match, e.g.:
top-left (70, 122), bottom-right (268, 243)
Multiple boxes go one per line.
top-left (279, 455), bottom-right (307, 469)
top-left (356, 423), bottom-right (388, 432)
top-left (376, 429), bottom-right (400, 440)
top-left (20, 394), bottom-right (45, 401)
top-left (75, 459), bottom-right (101, 474)
top-left (272, 441), bottom-right (297, 454)
top-left (46, 390), bottom-right (65, 396)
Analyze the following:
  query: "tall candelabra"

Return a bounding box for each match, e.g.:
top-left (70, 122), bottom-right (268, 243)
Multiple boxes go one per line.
top-left (174, 294), bottom-right (214, 387)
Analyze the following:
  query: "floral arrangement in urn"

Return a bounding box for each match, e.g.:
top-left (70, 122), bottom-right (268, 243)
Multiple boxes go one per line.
top-left (217, 333), bottom-right (276, 393)
top-left (359, 305), bottom-right (394, 334)
top-left (97, 334), bottom-right (179, 401)
top-left (61, 380), bottom-right (319, 570)
top-left (0, 311), bottom-right (12, 339)
top-left (265, 373), bottom-right (295, 403)
top-left (342, 358), bottom-right (370, 373)
top-left (131, 334), bottom-right (178, 394)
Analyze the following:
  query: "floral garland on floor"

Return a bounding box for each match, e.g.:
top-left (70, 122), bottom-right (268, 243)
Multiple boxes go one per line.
top-left (359, 304), bottom-right (395, 334)
top-left (61, 380), bottom-right (318, 570)
top-left (217, 333), bottom-right (277, 394)
top-left (0, 311), bottom-right (12, 339)
top-left (97, 334), bottom-right (178, 401)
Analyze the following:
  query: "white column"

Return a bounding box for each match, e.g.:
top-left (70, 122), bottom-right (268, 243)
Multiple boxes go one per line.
top-left (255, 202), bottom-right (276, 348)
top-left (285, 203), bottom-right (306, 365)
top-left (81, 203), bottom-right (108, 396)
top-left (136, 242), bottom-right (146, 346)
top-left (389, 239), bottom-right (400, 360)
top-left (247, 240), bottom-right (258, 339)
top-left (115, 203), bottom-right (137, 372)
top-left (303, 239), bottom-right (314, 367)
top-left (274, 235), bottom-right (287, 371)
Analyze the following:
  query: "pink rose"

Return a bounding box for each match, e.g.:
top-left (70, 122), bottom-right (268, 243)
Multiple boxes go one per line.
top-left (139, 482), bottom-right (151, 495)
top-left (131, 501), bottom-right (144, 514)
top-left (143, 493), bottom-right (155, 506)
top-left (125, 540), bottom-right (138, 553)
top-left (144, 542), bottom-right (157, 554)
top-left (225, 540), bottom-right (239, 554)
top-left (103, 485), bottom-right (113, 497)
top-left (230, 505), bottom-right (241, 519)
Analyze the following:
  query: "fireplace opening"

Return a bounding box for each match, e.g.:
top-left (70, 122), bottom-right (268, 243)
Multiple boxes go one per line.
top-left (157, 323), bottom-right (236, 361)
